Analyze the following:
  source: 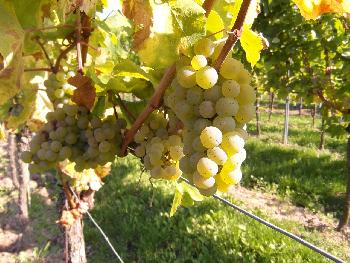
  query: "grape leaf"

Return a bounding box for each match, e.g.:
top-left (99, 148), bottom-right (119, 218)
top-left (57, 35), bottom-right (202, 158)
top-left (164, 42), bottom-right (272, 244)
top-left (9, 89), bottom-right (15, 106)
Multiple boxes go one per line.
top-left (229, 0), bottom-right (260, 27)
top-left (293, 0), bottom-right (350, 20)
top-left (240, 24), bottom-right (264, 67)
top-left (206, 10), bottom-right (225, 39)
top-left (69, 74), bottom-right (96, 110)
top-left (170, 184), bottom-right (183, 217)
top-left (122, 0), bottom-right (153, 49)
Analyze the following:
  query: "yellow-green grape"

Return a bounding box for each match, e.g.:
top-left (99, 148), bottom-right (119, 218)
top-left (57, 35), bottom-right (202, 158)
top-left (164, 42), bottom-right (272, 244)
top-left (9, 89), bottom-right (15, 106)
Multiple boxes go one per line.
top-left (235, 105), bottom-right (255, 123)
top-left (135, 145), bottom-right (146, 157)
top-left (164, 165), bottom-right (182, 180)
top-left (211, 42), bottom-right (233, 61)
top-left (199, 101), bottom-right (216, 118)
top-left (236, 68), bottom-right (252, 85)
top-left (194, 38), bottom-right (215, 57)
top-left (193, 171), bottom-right (215, 189)
top-left (215, 174), bottom-right (232, 193)
top-left (20, 151), bottom-right (33, 163)
top-left (176, 56), bottom-right (191, 71)
top-left (197, 157), bottom-right (218, 178)
top-left (219, 58), bottom-right (244, 80)
top-left (56, 72), bottom-right (66, 82)
top-left (186, 86), bottom-right (203, 105)
top-left (215, 97), bottom-right (239, 116)
top-left (192, 137), bottom-right (206, 152)
top-left (222, 80), bottom-right (240, 98)
top-left (176, 66), bottom-right (196, 88)
top-left (213, 116), bottom-right (236, 134)
top-left (230, 149), bottom-right (246, 167)
top-left (169, 145), bottom-right (184, 160)
top-left (191, 55), bottom-right (207, 70)
top-left (203, 85), bottom-right (222, 102)
top-left (233, 128), bottom-right (249, 140)
top-left (220, 168), bottom-right (242, 185)
top-left (221, 133), bottom-right (245, 155)
top-left (207, 146), bottom-right (227, 165)
top-left (168, 135), bottom-right (182, 146)
top-left (196, 66), bottom-right (218, 89)
top-left (150, 166), bottom-right (165, 179)
top-left (200, 126), bottom-right (222, 148)
top-left (236, 84), bottom-right (256, 105)
top-left (194, 118), bottom-right (211, 134)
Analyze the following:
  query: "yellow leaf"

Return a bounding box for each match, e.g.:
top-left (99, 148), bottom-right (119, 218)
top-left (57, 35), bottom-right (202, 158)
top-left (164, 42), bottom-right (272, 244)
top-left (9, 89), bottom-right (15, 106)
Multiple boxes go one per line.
top-left (240, 24), bottom-right (263, 67)
top-left (206, 10), bottom-right (224, 39)
top-left (170, 187), bottom-right (183, 217)
top-left (293, 0), bottom-right (350, 20)
top-left (229, 0), bottom-right (260, 28)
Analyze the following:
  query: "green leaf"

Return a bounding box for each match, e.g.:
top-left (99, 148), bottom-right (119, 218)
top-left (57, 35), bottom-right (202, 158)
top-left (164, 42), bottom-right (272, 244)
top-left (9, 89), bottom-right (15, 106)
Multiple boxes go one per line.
top-left (170, 184), bottom-right (183, 217)
top-left (181, 182), bottom-right (204, 202)
top-left (92, 96), bottom-right (107, 117)
top-left (240, 24), bottom-right (263, 67)
top-left (113, 59), bottom-right (156, 85)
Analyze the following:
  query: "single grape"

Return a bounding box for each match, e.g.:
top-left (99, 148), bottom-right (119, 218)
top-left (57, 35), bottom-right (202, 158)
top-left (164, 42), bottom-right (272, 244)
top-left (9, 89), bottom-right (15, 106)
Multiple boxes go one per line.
top-left (63, 104), bottom-right (78, 117)
top-left (193, 171), bottom-right (215, 189)
top-left (103, 127), bottom-right (115, 140)
top-left (193, 118), bottom-right (211, 134)
top-left (189, 152), bottom-right (205, 171)
top-left (197, 157), bottom-right (218, 178)
top-left (199, 100), bottom-right (216, 118)
top-left (192, 137), bottom-right (206, 152)
top-left (222, 80), bottom-right (240, 98)
top-left (219, 58), bottom-right (244, 80)
top-left (50, 141), bottom-right (62, 152)
top-left (176, 66), bottom-right (196, 88)
top-left (179, 156), bottom-right (194, 174)
top-left (220, 168), bottom-right (242, 185)
top-left (203, 84), bottom-right (222, 102)
top-left (94, 128), bottom-right (105, 142)
top-left (150, 166), bottom-right (165, 179)
top-left (55, 72), bottom-right (66, 82)
top-left (196, 66), bottom-right (218, 89)
top-left (207, 146), bottom-right (227, 165)
top-left (41, 142), bottom-right (50, 150)
top-left (213, 116), bottom-right (236, 133)
top-left (20, 151), bottom-right (33, 163)
top-left (91, 117), bottom-right (102, 128)
top-left (135, 145), bottom-right (146, 157)
top-left (77, 117), bottom-right (89, 129)
top-left (87, 146), bottom-right (99, 158)
top-left (59, 146), bottom-right (72, 160)
top-left (191, 55), bottom-right (207, 70)
top-left (236, 68), bottom-right (252, 85)
top-left (200, 126), bottom-right (222, 148)
top-left (99, 141), bottom-right (111, 153)
top-left (46, 150), bottom-right (58, 162)
top-left (235, 104), bottom-right (255, 123)
top-left (194, 38), bottom-right (215, 57)
top-left (65, 115), bottom-right (76, 126)
top-left (168, 135), bottom-right (182, 146)
top-left (236, 84), bottom-right (256, 105)
top-left (65, 133), bottom-right (77, 145)
top-left (221, 133), bottom-right (245, 155)
top-left (186, 86), bottom-right (203, 105)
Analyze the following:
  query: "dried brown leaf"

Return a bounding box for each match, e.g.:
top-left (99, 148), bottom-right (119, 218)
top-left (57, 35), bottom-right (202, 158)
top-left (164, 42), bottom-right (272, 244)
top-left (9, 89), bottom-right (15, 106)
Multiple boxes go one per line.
top-left (68, 74), bottom-right (96, 110)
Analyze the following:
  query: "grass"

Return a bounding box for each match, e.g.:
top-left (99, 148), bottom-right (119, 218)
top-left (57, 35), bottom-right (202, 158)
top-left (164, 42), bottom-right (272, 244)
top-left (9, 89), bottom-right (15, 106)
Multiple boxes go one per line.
top-left (85, 157), bottom-right (349, 262)
top-left (244, 111), bottom-right (347, 216)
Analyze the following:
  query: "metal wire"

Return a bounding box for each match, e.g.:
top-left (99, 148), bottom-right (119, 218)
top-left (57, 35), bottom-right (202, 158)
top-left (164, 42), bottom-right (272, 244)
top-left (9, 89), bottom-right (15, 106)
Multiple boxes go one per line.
top-left (69, 187), bottom-right (124, 263)
top-left (180, 177), bottom-right (344, 263)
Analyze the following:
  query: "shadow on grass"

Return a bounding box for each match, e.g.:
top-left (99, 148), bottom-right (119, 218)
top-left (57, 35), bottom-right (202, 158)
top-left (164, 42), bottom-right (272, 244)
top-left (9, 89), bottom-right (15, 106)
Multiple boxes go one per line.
top-left (242, 140), bottom-right (346, 215)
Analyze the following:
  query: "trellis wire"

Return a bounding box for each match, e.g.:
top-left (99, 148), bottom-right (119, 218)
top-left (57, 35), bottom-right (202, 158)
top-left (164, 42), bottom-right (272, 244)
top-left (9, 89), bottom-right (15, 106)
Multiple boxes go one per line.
top-left (69, 187), bottom-right (124, 263)
top-left (180, 177), bottom-right (344, 263)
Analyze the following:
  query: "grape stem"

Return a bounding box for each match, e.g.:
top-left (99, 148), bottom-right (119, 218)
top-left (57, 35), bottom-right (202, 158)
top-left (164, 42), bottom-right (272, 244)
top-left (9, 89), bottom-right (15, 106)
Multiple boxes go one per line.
top-left (120, 0), bottom-right (219, 156)
top-left (213, 0), bottom-right (252, 70)
top-left (35, 37), bottom-right (55, 71)
top-left (116, 93), bottom-right (136, 121)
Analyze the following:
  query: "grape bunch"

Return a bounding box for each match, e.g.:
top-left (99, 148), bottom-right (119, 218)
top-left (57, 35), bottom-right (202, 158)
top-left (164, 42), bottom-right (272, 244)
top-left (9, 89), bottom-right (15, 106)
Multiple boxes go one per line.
top-left (133, 111), bottom-right (184, 180)
top-left (44, 72), bottom-right (75, 109)
top-left (164, 38), bottom-right (256, 195)
top-left (21, 103), bottom-right (126, 173)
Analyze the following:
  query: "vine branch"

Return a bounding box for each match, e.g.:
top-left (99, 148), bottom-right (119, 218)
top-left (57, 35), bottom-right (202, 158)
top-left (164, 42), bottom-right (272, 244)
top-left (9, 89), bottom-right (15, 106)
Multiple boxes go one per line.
top-left (116, 93), bottom-right (136, 121)
top-left (35, 37), bottom-right (54, 71)
top-left (76, 11), bottom-right (83, 74)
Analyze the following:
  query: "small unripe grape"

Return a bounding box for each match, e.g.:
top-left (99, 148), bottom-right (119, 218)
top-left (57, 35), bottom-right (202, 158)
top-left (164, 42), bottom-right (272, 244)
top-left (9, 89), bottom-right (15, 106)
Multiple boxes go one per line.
top-left (199, 101), bottom-right (216, 118)
top-left (196, 66), bottom-right (218, 89)
top-left (176, 66), bottom-right (196, 88)
top-left (55, 72), bottom-right (66, 82)
top-left (21, 151), bottom-right (32, 163)
top-left (194, 38), bottom-right (215, 57)
top-left (200, 126), bottom-right (222, 148)
top-left (222, 80), bottom-right (240, 98)
top-left (191, 55), bottom-right (207, 70)
top-left (168, 135), bottom-right (182, 146)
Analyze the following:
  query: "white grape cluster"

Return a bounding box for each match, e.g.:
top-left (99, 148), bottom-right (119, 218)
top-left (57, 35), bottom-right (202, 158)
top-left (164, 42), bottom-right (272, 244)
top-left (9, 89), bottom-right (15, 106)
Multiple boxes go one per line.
top-left (22, 102), bottom-right (126, 173)
top-left (134, 111), bottom-right (184, 180)
top-left (164, 38), bottom-right (256, 195)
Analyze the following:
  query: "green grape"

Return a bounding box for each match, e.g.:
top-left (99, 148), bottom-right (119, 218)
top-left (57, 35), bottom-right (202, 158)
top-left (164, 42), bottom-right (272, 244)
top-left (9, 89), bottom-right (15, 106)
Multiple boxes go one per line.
top-left (222, 168), bottom-right (242, 185)
top-left (200, 126), bottom-right (222, 148)
top-left (194, 38), bottom-right (215, 57)
top-left (155, 128), bottom-right (168, 139)
top-left (135, 145), bottom-right (146, 157)
top-left (59, 146), bottom-right (72, 160)
top-left (164, 165), bottom-right (178, 178)
top-left (233, 128), bottom-right (249, 140)
top-left (186, 86), bottom-right (203, 105)
top-left (20, 151), bottom-right (33, 163)
top-left (134, 131), bottom-right (145, 143)
top-left (173, 82), bottom-right (187, 100)
top-left (87, 146), bottom-right (99, 158)
top-left (213, 116), bottom-right (236, 133)
top-left (176, 55), bottom-right (191, 71)
top-left (164, 92), bottom-right (177, 109)
top-left (199, 101), bottom-right (216, 118)
top-left (63, 104), bottom-right (78, 117)
top-left (46, 112), bottom-right (56, 122)
top-left (78, 106), bottom-right (88, 115)
top-left (196, 66), bottom-right (218, 89)
top-left (198, 185), bottom-right (217, 196)
top-left (207, 146), bottom-right (227, 165)
top-left (65, 133), bottom-right (77, 145)
top-left (94, 128), bottom-right (105, 142)
top-left (235, 104), bottom-right (255, 123)
top-left (65, 116), bottom-right (76, 126)
top-left (222, 80), bottom-right (240, 98)
top-left (41, 142), bottom-right (50, 150)
top-left (230, 149), bottom-right (246, 167)
top-left (179, 156), bottom-right (194, 174)
top-left (197, 157), bottom-right (218, 178)
top-left (29, 141), bottom-right (40, 153)
top-left (183, 142), bottom-right (194, 155)
top-left (211, 42), bottom-right (233, 61)
top-left (149, 154), bottom-right (163, 166)
top-left (215, 97), bottom-right (239, 116)
top-left (99, 141), bottom-right (111, 153)
top-left (150, 137), bottom-right (162, 145)
top-left (84, 129), bottom-right (93, 138)
top-left (54, 89), bottom-right (65, 99)
top-left (91, 117), bottom-right (102, 128)
top-left (77, 117), bottom-right (89, 129)
top-left (116, 118), bottom-right (127, 129)
top-left (56, 127), bottom-right (68, 138)
top-left (193, 118), bottom-right (211, 134)
top-left (193, 171), bottom-right (215, 189)
top-left (219, 58), bottom-right (244, 80)
top-left (103, 127), bottom-right (115, 140)
top-left (176, 66), bottom-right (196, 88)
top-left (189, 152), bottom-right (205, 171)
top-left (50, 141), bottom-right (62, 152)
top-left (221, 133), bottom-right (245, 155)
top-left (88, 137), bottom-right (98, 147)
top-left (203, 84), bottom-right (222, 102)
top-left (55, 72), bottom-right (66, 82)
top-left (140, 125), bottom-right (150, 136)
top-left (150, 166), bottom-right (165, 179)
top-left (46, 150), bottom-right (58, 162)
top-left (174, 100), bottom-right (193, 120)
top-left (43, 122), bottom-right (54, 133)
top-left (191, 55), bottom-right (207, 70)
top-left (236, 68), bottom-right (252, 85)
top-left (236, 84), bottom-right (256, 105)
top-left (192, 137), bottom-right (206, 152)
top-left (168, 135), bottom-right (182, 146)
